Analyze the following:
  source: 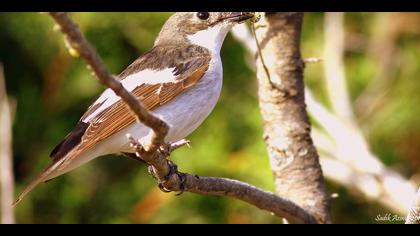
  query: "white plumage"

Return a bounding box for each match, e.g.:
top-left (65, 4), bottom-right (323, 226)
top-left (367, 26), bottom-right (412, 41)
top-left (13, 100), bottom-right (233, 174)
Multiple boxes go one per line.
top-left (14, 12), bottom-right (255, 205)
top-left (48, 37), bottom-right (225, 179)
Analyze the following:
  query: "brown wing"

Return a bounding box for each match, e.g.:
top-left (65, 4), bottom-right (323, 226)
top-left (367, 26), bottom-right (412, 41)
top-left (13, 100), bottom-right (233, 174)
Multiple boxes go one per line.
top-left (50, 44), bottom-right (211, 162)
top-left (58, 63), bottom-right (209, 168)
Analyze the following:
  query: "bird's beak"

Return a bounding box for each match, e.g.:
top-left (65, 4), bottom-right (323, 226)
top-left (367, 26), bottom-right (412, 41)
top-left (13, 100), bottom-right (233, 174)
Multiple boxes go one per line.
top-left (223, 12), bottom-right (255, 23)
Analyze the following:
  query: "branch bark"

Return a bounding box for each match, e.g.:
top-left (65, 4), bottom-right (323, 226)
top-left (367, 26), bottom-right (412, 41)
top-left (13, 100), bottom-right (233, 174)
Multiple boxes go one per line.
top-left (406, 188), bottom-right (420, 224)
top-left (324, 12), bottom-right (355, 124)
top-left (253, 12), bottom-right (332, 223)
top-left (233, 12), bottom-right (417, 218)
top-left (49, 12), bottom-right (168, 154)
top-left (48, 12), bottom-right (317, 224)
top-left (128, 135), bottom-right (316, 223)
top-left (0, 64), bottom-right (15, 224)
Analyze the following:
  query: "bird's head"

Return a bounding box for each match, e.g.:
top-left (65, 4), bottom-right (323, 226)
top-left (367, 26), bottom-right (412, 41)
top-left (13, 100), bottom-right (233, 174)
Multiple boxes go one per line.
top-left (155, 12), bottom-right (255, 52)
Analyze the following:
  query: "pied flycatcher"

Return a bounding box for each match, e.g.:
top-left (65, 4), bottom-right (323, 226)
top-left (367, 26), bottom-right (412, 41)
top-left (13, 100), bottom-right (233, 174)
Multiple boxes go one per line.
top-left (15, 12), bottom-right (254, 205)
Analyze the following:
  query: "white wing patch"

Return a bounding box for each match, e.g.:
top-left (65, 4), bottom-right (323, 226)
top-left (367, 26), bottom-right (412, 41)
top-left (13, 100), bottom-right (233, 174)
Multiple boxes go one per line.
top-left (82, 68), bottom-right (176, 122)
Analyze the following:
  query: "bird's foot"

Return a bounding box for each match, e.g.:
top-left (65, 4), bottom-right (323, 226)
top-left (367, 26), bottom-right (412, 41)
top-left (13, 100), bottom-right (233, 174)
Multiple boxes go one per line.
top-left (159, 139), bottom-right (191, 156)
top-left (127, 134), bottom-right (188, 195)
top-left (156, 160), bottom-right (186, 195)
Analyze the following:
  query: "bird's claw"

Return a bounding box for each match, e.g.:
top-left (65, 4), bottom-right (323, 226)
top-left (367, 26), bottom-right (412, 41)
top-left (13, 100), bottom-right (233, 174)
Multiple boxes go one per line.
top-left (130, 138), bottom-right (189, 195)
top-left (158, 183), bottom-right (172, 193)
top-left (156, 160), bottom-right (186, 195)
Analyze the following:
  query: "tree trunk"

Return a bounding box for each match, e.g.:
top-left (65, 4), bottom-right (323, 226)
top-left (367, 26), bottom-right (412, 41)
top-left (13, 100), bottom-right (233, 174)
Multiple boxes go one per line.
top-left (254, 12), bottom-right (331, 223)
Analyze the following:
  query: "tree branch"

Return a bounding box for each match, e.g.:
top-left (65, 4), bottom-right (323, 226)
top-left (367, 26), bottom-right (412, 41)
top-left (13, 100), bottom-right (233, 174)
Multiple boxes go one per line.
top-left (0, 64), bottom-right (15, 224)
top-left (232, 13), bottom-right (417, 216)
top-left (48, 12), bottom-right (317, 224)
top-left (324, 12), bottom-right (355, 123)
top-left (127, 136), bottom-right (316, 223)
top-left (49, 12), bottom-right (168, 153)
top-left (253, 12), bottom-right (332, 223)
top-left (320, 12), bottom-right (418, 215)
top-left (406, 188), bottom-right (420, 224)
top-left (307, 89), bottom-right (417, 215)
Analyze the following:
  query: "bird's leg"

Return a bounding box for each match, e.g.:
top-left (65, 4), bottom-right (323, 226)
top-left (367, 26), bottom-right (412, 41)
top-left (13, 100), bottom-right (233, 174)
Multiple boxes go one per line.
top-left (157, 160), bottom-right (187, 195)
top-left (127, 134), bottom-right (188, 194)
top-left (156, 139), bottom-right (189, 194)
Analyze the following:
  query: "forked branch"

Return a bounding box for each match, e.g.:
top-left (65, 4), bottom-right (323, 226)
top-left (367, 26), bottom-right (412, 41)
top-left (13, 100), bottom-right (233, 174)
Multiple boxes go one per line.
top-left (48, 12), bottom-right (317, 224)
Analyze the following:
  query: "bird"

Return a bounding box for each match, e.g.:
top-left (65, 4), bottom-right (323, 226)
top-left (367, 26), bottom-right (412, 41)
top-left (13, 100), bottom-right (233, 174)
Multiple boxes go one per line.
top-left (14, 12), bottom-right (255, 205)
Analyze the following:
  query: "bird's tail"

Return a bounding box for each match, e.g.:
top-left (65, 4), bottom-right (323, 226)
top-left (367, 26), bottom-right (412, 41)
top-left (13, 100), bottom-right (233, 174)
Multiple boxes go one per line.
top-left (13, 159), bottom-right (65, 206)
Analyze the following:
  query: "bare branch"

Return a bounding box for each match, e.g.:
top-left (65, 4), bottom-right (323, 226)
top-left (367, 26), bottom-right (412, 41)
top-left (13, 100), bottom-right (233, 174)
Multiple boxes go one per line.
top-left (307, 89), bottom-right (417, 215)
top-left (49, 12), bottom-right (168, 153)
top-left (406, 188), bottom-right (420, 224)
top-left (49, 12), bottom-right (317, 224)
top-left (324, 12), bottom-right (355, 123)
top-left (184, 176), bottom-right (317, 223)
top-left (0, 64), bottom-right (15, 224)
top-left (253, 12), bottom-right (331, 223)
top-left (321, 12), bottom-right (417, 214)
top-left (128, 137), bottom-right (317, 223)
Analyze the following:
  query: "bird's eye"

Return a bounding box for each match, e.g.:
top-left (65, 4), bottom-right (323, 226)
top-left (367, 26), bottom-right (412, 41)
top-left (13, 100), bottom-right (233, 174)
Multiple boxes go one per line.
top-left (196, 12), bottom-right (210, 20)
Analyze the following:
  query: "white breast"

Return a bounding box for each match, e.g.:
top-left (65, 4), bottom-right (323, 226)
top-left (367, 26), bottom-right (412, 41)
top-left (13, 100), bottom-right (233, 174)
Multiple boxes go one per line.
top-left (48, 56), bottom-right (223, 178)
top-left (160, 56), bottom-right (223, 142)
top-left (96, 55), bottom-right (223, 154)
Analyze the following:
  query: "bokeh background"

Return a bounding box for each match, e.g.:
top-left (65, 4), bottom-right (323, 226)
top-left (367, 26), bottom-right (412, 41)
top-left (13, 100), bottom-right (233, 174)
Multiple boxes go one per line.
top-left (0, 12), bottom-right (419, 223)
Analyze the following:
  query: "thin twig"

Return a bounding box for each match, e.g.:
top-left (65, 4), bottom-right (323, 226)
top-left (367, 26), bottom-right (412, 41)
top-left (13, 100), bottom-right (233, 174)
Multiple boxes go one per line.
top-left (0, 64), bottom-right (15, 224)
top-left (406, 188), bottom-right (420, 224)
top-left (307, 89), bottom-right (417, 215)
top-left (49, 12), bottom-right (168, 153)
top-left (303, 58), bottom-right (324, 64)
top-left (48, 12), bottom-right (317, 224)
top-left (324, 12), bottom-right (355, 124)
top-left (251, 23), bottom-right (275, 89)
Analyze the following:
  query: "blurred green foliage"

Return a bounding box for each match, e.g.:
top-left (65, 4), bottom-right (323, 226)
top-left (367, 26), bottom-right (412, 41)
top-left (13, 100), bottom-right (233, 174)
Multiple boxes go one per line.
top-left (0, 12), bottom-right (419, 223)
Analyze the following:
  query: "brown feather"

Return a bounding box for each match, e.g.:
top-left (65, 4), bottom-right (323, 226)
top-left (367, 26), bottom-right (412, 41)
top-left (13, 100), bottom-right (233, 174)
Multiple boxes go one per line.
top-left (15, 44), bottom-right (211, 206)
top-left (50, 44), bottom-right (211, 163)
top-left (58, 63), bottom-right (209, 170)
